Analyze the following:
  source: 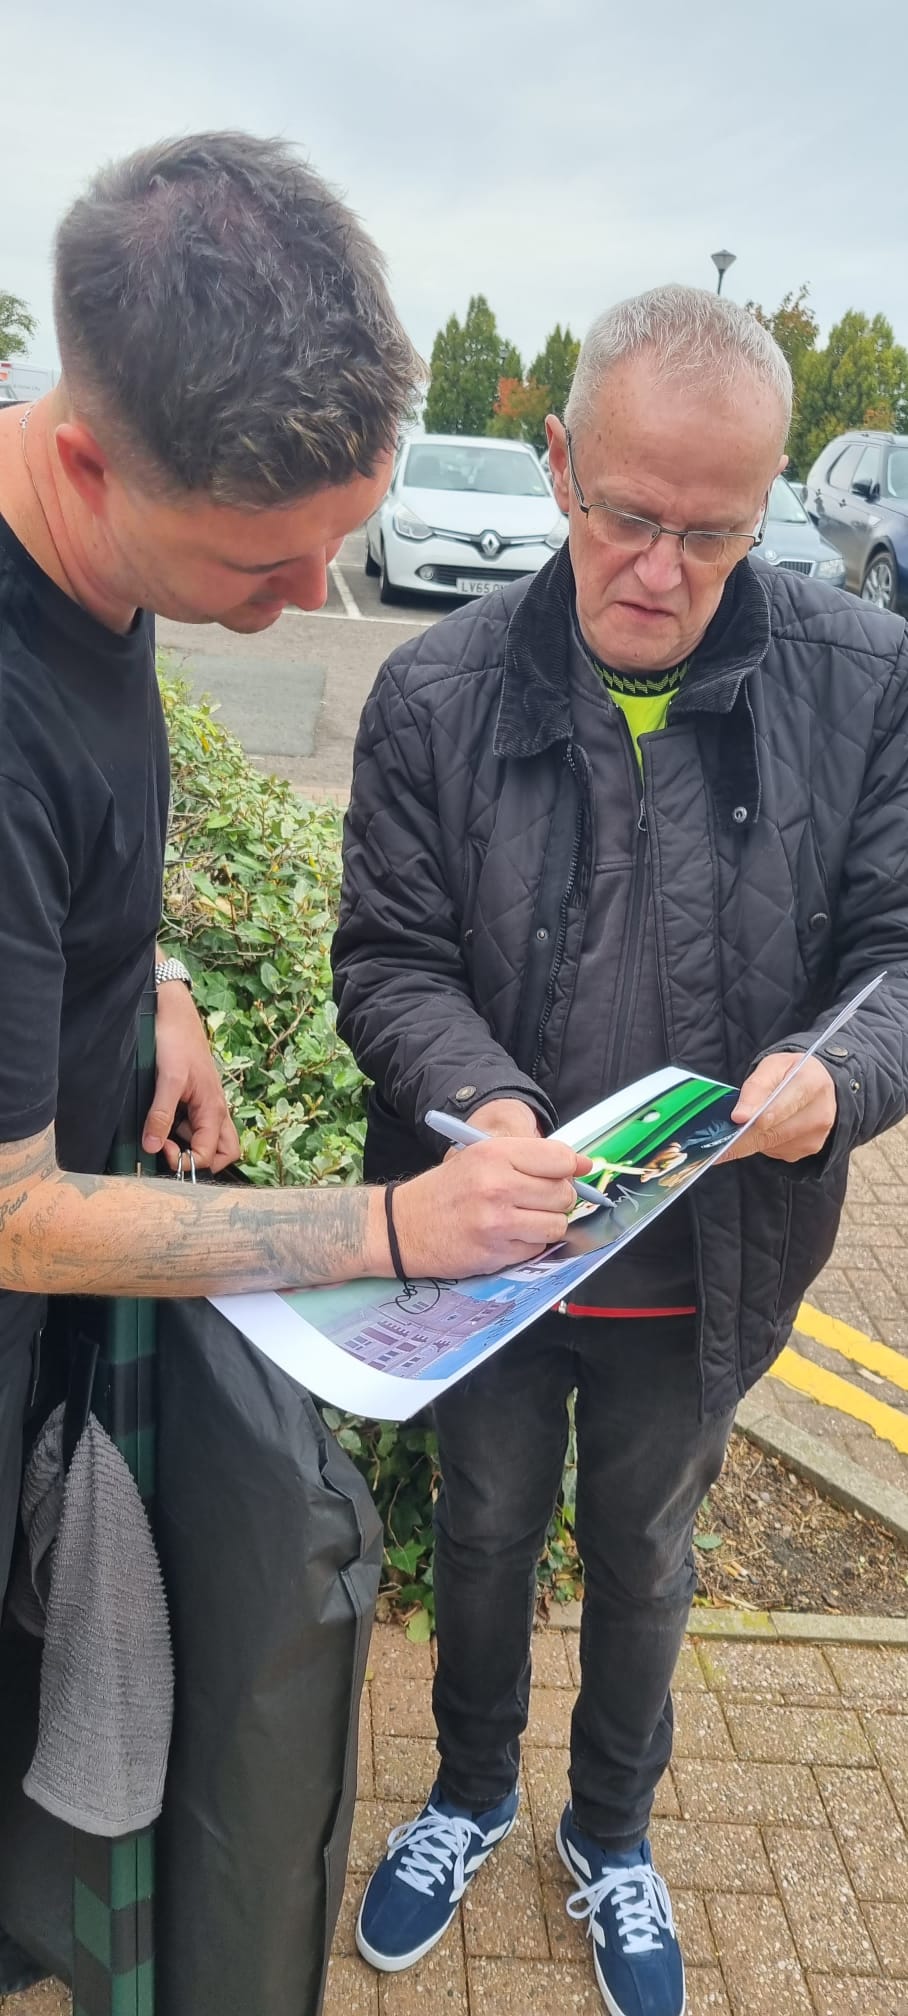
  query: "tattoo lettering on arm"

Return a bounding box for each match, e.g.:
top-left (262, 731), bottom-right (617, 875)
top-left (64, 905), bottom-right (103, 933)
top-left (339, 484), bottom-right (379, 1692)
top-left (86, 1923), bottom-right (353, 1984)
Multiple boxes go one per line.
top-left (0, 1191), bottom-right (28, 1235)
top-left (0, 1122), bottom-right (380, 1299)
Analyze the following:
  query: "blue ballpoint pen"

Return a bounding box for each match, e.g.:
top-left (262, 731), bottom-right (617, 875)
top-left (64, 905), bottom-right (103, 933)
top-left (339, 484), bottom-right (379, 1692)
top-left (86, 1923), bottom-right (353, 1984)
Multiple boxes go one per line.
top-left (424, 1109), bottom-right (606, 1209)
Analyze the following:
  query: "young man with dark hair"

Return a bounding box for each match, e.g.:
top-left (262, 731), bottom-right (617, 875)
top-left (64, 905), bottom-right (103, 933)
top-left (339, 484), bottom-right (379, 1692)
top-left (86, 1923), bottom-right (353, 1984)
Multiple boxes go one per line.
top-left (0, 130), bottom-right (586, 1618)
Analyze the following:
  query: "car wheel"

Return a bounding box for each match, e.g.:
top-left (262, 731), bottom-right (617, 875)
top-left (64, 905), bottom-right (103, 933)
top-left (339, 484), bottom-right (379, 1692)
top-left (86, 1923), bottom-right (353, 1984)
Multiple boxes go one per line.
top-left (379, 543), bottom-right (400, 605)
top-left (861, 551), bottom-right (898, 611)
top-left (364, 536), bottom-right (379, 578)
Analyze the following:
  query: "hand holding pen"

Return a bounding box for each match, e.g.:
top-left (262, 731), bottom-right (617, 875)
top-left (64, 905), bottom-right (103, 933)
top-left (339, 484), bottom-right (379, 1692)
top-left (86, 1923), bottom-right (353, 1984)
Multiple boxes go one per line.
top-left (425, 1110), bottom-right (605, 1209)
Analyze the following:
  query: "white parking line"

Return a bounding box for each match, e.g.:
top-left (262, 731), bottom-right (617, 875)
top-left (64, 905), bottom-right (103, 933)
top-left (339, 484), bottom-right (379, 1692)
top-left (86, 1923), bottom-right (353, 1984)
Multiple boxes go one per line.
top-left (282, 607), bottom-right (435, 629)
top-left (329, 559), bottom-right (362, 620)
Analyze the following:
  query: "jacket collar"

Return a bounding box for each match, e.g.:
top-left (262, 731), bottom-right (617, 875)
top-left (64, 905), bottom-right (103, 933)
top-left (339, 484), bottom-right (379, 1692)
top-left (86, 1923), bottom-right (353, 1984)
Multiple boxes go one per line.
top-left (494, 541), bottom-right (577, 759)
top-left (494, 545), bottom-right (772, 826)
top-left (496, 542), bottom-right (771, 751)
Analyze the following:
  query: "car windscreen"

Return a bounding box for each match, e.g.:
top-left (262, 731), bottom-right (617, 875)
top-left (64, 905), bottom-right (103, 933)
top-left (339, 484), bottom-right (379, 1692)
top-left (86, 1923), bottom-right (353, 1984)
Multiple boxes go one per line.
top-left (886, 449), bottom-right (908, 500)
top-left (404, 444), bottom-right (549, 497)
top-left (767, 478), bottom-right (808, 524)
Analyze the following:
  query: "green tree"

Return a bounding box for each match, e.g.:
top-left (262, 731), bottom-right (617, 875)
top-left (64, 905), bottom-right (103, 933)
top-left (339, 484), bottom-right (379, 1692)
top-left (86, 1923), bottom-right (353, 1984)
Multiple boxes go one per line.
top-left (489, 376), bottom-right (551, 449)
top-left (787, 310), bottom-right (908, 475)
top-left (748, 285), bottom-right (819, 388)
top-left (748, 286), bottom-right (819, 476)
top-left (0, 288), bottom-right (37, 360)
top-left (424, 296), bottom-right (521, 435)
top-left (528, 323), bottom-right (581, 420)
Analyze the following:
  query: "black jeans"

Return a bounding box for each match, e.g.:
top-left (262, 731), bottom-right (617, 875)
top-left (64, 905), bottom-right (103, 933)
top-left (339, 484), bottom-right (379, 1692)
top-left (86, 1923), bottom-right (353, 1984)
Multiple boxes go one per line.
top-left (432, 1309), bottom-right (735, 1851)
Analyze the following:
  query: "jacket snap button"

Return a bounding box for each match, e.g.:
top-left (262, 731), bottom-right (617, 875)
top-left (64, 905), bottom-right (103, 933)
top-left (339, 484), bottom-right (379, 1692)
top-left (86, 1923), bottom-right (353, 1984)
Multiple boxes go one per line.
top-left (825, 1044), bottom-right (849, 1060)
top-left (808, 911), bottom-right (829, 930)
top-left (454, 1085), bottom-right (477, 1102)
top-left (732, 805), bottom-right (748, 825)
top-left (850, 1077), bottom-right (861, 1093)
top-left (536, 927), bottom-right (549, 942)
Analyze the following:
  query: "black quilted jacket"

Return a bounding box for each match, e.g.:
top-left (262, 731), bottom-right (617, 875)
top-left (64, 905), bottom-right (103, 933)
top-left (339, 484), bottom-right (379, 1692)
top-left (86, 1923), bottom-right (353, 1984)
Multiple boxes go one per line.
top-left (333, 545), bottom-right (908, 1414)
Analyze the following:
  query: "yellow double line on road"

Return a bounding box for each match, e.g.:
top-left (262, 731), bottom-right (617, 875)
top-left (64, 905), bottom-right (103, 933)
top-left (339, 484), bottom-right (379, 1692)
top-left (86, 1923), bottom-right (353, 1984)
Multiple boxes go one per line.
top-left (770, 1305), bottom-right (908, 1455)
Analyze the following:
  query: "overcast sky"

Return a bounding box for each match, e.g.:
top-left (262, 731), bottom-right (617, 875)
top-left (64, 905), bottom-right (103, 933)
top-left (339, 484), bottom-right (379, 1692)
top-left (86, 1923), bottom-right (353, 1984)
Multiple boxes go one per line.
top-left (4, 0), bottom-right (906, 376)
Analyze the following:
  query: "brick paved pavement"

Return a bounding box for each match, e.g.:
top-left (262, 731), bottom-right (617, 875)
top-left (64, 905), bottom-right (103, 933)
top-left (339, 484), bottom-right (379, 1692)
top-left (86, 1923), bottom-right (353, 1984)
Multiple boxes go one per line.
top-left (4, 1619), bottom-right (908, 2014)
top-left (321, 1621), bottom-right (908, 2016)
top-left (739, 1126), bottom-right (908, 1512)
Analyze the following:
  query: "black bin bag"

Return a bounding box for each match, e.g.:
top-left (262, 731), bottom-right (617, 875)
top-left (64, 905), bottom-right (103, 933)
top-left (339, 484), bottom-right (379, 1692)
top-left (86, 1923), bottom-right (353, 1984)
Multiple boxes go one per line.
top-left (0, 1293), bottom-right (382, 2016)
top-left (154, 1295), bottom-right (383, 2016)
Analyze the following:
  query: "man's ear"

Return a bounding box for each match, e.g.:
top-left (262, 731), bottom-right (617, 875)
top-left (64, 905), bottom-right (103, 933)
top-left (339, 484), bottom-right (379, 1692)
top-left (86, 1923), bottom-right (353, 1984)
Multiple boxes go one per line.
top-left (55, 422), bottom-right (112, 519)
top-left (546, 416), bottom-right (570, 517)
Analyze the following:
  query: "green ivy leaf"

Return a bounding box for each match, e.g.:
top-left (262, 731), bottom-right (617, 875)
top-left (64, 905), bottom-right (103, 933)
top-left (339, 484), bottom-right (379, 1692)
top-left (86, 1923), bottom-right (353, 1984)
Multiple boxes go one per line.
top-left (387, 1540), bottom-right (424, 1577)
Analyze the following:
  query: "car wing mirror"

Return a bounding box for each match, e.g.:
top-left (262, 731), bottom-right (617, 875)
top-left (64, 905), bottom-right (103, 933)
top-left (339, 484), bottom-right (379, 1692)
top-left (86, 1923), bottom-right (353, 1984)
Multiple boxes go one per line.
top-left (851, 477), bottom-right (874, 500)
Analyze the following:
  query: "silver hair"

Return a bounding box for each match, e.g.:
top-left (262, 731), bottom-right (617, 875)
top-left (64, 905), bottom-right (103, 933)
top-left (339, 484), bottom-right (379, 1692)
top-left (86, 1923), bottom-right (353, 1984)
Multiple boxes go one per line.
top-left (564, 284), bottom-right (792, 443)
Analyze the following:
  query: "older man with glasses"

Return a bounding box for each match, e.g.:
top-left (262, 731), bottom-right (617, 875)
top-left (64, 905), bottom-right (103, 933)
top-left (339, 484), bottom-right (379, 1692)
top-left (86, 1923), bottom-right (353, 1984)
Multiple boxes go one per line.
top-left (333, 284), bottom-right (908, 2014)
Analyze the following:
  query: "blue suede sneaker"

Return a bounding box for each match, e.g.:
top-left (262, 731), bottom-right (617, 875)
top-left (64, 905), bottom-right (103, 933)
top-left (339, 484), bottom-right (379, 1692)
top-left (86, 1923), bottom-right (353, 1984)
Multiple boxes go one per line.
top-left (557, 1805), bottom-right (685, 2015)
top-left (356, 1782), bottom-right (518, 1972)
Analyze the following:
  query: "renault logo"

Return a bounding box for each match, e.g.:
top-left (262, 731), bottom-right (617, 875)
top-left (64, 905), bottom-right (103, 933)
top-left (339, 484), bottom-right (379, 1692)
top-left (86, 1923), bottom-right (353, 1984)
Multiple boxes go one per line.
top-left (479, 529), bottom-right (502, 559)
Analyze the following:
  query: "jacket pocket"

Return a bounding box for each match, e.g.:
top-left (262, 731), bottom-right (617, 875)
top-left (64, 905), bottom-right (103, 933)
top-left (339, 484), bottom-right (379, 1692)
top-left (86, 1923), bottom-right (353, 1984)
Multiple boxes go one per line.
top-left (793, 823), bottom-right (835, 991)
top-left (775, 1171), bottom-right (847, 1325)
top-left (772, 1182), bottom-right (794, 1324)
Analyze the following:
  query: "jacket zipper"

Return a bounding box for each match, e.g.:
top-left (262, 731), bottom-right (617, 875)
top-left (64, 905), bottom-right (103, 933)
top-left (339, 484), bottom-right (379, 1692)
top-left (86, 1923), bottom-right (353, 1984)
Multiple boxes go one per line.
top-left (531, 745), bottom-right (584, 1079)
top-left (601, 727), bottom-right (651, 1091)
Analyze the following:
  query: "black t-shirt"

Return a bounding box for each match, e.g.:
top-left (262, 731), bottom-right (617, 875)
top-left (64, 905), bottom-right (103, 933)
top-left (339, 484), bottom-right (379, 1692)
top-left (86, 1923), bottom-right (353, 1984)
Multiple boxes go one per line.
top-left (0, 511), bottom-right (170, 1350)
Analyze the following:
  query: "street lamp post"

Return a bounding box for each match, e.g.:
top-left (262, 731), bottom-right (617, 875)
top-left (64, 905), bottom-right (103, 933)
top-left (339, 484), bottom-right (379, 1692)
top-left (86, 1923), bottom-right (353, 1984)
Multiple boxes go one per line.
top-left (711, 249), bottom-right (736, 296)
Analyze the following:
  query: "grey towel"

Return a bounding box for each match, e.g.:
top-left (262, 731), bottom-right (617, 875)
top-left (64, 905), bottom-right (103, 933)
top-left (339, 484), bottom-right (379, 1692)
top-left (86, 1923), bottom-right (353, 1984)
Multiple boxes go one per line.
top-left (14, 1403), bottom-right (173, 1837)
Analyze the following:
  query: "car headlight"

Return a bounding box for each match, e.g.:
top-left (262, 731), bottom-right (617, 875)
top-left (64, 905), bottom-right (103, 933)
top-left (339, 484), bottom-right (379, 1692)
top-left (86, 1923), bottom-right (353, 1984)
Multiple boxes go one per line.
top-left (544, 517), bottom-right (569, 549)
top-left (392, 503), bottom-right (433, 542)
top-left (817, 555), bottom-right (845, 580)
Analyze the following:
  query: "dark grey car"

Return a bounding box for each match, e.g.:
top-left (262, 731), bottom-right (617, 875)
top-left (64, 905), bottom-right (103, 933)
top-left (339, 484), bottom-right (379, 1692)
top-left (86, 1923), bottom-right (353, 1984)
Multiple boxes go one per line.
top-left (756, 477), bottom-right (846, 587)
top-left (804, 430), bottom-right (908, 613)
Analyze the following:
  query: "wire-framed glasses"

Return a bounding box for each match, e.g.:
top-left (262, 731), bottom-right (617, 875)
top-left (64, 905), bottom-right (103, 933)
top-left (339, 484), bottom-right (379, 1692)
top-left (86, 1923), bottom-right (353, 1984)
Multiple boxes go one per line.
top-left (564, 430), bottom-right (768, 566)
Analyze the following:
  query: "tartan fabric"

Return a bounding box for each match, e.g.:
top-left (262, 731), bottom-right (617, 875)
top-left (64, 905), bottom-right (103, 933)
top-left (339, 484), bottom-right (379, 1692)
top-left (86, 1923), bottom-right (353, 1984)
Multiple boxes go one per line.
top-left (73, 990), bottom-right (158, 2016)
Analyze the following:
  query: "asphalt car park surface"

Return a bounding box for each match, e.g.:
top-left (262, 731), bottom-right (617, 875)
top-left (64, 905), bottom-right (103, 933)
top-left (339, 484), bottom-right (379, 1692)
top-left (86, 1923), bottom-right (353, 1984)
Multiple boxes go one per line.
top-left (155, 528), bottom-right (457, 799)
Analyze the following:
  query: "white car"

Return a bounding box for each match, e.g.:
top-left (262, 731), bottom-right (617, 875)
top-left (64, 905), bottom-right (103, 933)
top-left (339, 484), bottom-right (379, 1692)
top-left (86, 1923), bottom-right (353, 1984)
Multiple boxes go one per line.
top-left (365, 434), bottom-right (568, 602)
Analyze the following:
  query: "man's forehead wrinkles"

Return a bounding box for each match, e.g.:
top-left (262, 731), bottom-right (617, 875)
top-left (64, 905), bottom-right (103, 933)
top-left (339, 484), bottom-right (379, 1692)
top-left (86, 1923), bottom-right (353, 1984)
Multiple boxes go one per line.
top-left (580, 467), bottom-right (759, 536)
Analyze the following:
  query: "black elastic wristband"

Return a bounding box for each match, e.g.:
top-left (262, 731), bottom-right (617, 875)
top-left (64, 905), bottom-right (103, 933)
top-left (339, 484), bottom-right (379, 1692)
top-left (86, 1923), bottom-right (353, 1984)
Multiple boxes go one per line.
top-left (384, 1180), bottom-right (410, 1284)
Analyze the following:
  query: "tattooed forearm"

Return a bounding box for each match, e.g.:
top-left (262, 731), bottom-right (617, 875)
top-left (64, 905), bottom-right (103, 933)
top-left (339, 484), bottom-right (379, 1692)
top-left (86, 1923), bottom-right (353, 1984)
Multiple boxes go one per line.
top-left (2, 1129), bottom-right (57, 1184)
top-left (0, 1191), bottom-right (27, 1235)
top-left (0, 1126), bottom-right (385, 1298)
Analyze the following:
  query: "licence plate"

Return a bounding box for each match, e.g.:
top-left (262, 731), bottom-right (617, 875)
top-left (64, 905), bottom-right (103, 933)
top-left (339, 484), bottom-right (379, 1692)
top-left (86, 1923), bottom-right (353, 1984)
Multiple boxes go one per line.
top-left (455, 576), bottom-right (500, 596)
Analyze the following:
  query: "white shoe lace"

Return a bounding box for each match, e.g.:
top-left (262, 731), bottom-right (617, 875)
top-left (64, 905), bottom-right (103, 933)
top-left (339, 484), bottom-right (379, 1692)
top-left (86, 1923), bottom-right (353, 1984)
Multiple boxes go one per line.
top-left (387, 1805), bottom-right (488, 1903)
top-left (567, 1858), bottom-right (676, 1956)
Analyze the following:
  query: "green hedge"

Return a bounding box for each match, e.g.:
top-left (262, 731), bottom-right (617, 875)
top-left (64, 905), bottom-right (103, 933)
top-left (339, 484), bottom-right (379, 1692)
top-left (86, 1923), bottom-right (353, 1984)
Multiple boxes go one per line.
top-left (160, 671), bottom-right (581, 1636)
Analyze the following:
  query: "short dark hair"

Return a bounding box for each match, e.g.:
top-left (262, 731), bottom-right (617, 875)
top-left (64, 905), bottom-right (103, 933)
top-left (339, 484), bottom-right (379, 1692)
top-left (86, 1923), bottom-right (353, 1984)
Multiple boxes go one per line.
top-left (54, 132), bottom-right (421, 505)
